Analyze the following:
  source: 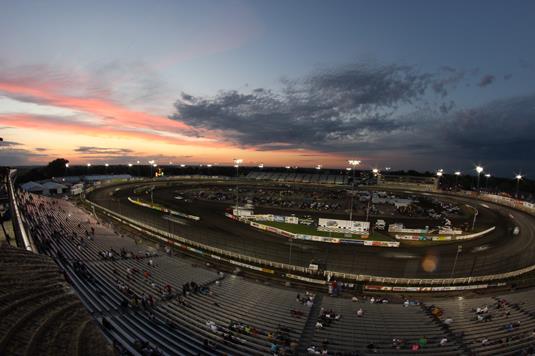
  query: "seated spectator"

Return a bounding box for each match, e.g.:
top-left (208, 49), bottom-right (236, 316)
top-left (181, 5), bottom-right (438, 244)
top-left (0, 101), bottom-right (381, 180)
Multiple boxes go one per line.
top-left (418, 336), bottom-right (427, 348)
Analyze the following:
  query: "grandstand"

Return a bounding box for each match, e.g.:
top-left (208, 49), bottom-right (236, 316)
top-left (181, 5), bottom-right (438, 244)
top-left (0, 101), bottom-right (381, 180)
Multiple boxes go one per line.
top-left (247, 171), bottom-right (349, 185)
top-left (1, 164), bottom-right (535, 355)
top-left (0, 245), bottom-right (113, 356)
top-left (6, 189), bottom-right (535, 355)
top-left (376, 175), bottom-right (438, 191)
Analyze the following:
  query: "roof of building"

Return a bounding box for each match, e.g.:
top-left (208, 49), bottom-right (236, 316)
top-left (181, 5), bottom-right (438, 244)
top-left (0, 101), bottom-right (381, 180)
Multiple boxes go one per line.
top-left (20, 181), bottom-right (45, 191)
top-left (41, 181), bottom-right (68, 189)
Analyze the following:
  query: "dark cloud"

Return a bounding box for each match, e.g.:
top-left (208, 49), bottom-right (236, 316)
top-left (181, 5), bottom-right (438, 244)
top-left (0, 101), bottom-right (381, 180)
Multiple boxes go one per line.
top-left (0, 140), bottom-right (47, 166)
top-left (170, 62), bottom-right (533, 175)
top-left (439, 101), bottom-right (455, 114)
top-left (478, 74), bottom-right (495, 87)
top-left (504, 73), bottom-right (512, 80)
top-left (0, 140), bottom-right (22, 147)
top-left (441, 94), bottom-right (535, 161)
top-left (172, 63), bottom-right (455, 152)
top-left (34, 147), bottom-right (47, 152)
top-left (432, 67), bottom-right (466, 97)
top-left (74, 146), bottom-right (134, 155)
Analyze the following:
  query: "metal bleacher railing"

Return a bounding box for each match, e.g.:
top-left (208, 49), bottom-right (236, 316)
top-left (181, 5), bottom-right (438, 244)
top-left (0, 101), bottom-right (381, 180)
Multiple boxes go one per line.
top-left (8, 169), bottom-right (36, 252)
top-left (83, 177), bottom-right (535, 288)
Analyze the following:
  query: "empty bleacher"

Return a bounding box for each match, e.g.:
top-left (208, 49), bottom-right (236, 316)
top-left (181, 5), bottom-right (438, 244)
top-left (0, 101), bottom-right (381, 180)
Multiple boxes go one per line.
top-left (0, 245), bottom-right (114, 356)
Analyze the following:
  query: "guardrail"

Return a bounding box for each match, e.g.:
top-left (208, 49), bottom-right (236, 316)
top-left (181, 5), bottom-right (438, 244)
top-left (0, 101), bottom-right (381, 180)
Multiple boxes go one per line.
top-left (8, 169), bottom-right (36, 252)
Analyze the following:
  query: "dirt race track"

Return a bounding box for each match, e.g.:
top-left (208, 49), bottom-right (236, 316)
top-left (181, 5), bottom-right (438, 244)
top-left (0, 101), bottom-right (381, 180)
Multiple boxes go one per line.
top-left (87, 179), bottom-right (535, 279)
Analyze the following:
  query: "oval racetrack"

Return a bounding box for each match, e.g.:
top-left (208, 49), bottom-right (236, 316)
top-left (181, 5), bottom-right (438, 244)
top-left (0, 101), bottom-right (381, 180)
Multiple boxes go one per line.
top-left (87, 180), bottom-right (535, 279)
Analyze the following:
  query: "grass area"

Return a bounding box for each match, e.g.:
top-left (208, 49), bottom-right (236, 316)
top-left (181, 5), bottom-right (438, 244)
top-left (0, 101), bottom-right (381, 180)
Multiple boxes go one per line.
top-left (258, 220), bottom-right (393, 241)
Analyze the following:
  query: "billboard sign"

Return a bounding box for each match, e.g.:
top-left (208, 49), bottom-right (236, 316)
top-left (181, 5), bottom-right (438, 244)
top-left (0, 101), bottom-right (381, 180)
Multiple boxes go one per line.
top-left (318, 218), bottom-right (370, 233)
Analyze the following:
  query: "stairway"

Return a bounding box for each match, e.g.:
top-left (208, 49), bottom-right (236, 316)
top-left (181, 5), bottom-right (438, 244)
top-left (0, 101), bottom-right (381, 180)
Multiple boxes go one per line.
top-left (420, 304), bottom-right (471, 355)
top-left (297, 294), bottom-right (324, 354)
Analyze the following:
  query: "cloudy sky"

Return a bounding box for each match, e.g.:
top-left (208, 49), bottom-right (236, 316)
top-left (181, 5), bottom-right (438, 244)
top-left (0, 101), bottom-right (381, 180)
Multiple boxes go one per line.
top-left (0, 0), bottom-right (534, 176)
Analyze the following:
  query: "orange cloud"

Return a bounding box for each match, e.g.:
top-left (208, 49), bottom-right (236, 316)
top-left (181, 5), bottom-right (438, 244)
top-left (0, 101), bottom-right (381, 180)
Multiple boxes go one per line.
top-left (0, 81), bottom-right (192, 133)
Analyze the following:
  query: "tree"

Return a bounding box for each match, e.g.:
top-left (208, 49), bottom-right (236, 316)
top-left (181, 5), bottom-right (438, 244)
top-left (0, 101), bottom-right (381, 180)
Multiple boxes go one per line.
top-left (45, 158), bottom-right (69, 177)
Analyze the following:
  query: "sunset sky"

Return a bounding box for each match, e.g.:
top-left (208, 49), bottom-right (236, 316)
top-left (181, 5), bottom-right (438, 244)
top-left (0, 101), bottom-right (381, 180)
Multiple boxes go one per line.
top-left (1, 0), bottom-right (534, 176)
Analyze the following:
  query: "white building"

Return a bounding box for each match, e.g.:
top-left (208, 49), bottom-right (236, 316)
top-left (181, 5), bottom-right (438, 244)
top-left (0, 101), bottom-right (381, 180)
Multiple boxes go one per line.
top-left (20, 181), bottom-right (45, 194)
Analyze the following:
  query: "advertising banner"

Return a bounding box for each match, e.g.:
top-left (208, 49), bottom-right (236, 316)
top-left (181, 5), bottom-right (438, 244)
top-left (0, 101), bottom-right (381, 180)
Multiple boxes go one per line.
top-left (285, 216), bottom-right (299, 224)
top-left (318, 218), bottom-right (370, 233)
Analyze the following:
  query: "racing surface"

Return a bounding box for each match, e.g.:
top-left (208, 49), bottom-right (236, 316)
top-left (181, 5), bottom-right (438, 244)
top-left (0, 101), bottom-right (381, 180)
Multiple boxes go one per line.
top-left (87, 180), bottom-right (535, 279)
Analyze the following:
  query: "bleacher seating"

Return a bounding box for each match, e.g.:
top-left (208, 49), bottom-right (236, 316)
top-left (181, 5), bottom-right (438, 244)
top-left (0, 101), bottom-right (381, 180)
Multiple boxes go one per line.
top-left (0, 245), bottom-right (113, 356)
top-left (246, 171), bottom-right (348, 185)
top-left (13, 192), bottom-right (535, 355)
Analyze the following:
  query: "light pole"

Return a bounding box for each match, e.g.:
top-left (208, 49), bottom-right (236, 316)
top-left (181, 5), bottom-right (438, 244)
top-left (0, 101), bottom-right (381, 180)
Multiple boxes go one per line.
top-left (450, 244), bottom-right (462, 278)
top-left (148, 160), bottom-right (155, 177)
top-left (348, 160), bottom-right (361, 222)
top-left (315, 164), bottom-right (322, 170)
top-left (436, 170), bottom-right (443, 190)
top-left (87, 163), bottom-right (91, 175)
top-left (454, 171), bottom-right (461, 188)
top-left (484, 173), bottom-right (491, 190)
top-left (515, 174), bottom-right (523, 198)
top-left (258, 163), bottom-right (264, 169)
top-left (233, 158), bottom-right (243, 214)
top-left (475, 166), bottom-right (484, 191)
top-left (65, 163), bottom-right (69, 176)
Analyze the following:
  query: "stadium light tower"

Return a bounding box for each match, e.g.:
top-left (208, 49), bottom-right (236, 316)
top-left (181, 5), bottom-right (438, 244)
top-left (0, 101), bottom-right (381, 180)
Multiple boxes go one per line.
top-left (484, 173), bottom-right (491, 189)
top-left (128, 163), bottom-right (133, 167)
top-left (233, 159), bottom-right (243, 213)
top-left (372, 168), bottom-right (379, 175)
top-left (348, 160), bottom-right (361, 222)
top-left (436, 170), bottom-right (443, 189)
top-left (515, 174), bottom-right (523, 198)
top-left (258, 163), bottom-right (264, 169)
top-left (454, 171), bottom-right (461, 187)
top-left (475, 165), bottom-right (484, 191)
top-left (315, 164), bottom-right (322, 170)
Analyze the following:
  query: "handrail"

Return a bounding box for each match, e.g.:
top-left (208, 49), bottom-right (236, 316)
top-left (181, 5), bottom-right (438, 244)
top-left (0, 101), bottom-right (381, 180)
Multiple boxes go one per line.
top-left (8, 169), bottom-right (36, 252)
